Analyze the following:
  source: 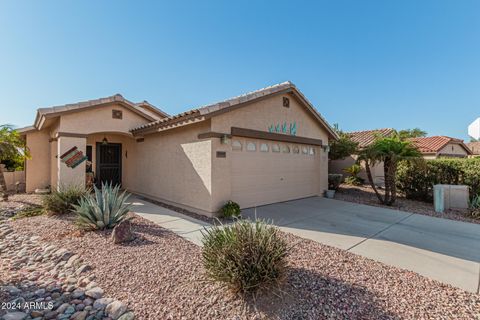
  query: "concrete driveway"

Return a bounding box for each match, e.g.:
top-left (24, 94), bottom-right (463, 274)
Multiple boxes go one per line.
top-left (242, 197), bottom-right (480, 293)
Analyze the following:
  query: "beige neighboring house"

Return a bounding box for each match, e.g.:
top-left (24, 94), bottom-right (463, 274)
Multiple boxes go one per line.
top-left (329, 128), bottom-right (395, 186)
top-left (466, 141), bottom-right (480, 157)
top-left (407, 136), bottom-right (472, 159)
top-left (18, 82), bottom-right (337, 217)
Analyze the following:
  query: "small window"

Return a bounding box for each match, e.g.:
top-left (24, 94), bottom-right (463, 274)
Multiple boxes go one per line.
top-left (293, 146), bottom-right (300, 154)
top-left (232, 140), bottom-right (242, 151)
top-left (272, 143), bottom-right (280, 153)
top-left (246, 141), bottom-right (256, 152)
top-left (260, 143), bottom-right (269, 152)
top-left (86, 145), bottom-right (93, 162)
top-left (283, 97), bottom-right (290, 108)
top-left (309, 147), bottom-right (315, 155)
top-left (302, 146), bottom-right (308, 154)
top-left (282, 145), bottom-right (290, 153)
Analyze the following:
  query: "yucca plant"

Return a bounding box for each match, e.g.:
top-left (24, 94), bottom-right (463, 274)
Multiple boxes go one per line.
top-left (201, 219), bottom-right (290, 295)
top-left (73, 183), bottom-right (132, 230)
top-left (43, 184), bottom-right (89, 215)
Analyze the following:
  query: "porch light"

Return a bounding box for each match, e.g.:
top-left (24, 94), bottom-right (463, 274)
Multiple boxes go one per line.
top-left (322, 145), bottom-right (330, 153)
top-left (221, 134), bottom-right (230, 145)
top-left (102, 137), bottom-right (108, 145)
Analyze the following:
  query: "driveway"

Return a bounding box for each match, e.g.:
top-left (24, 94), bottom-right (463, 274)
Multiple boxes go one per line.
top-left (242, 197), bottom-right (480, 293)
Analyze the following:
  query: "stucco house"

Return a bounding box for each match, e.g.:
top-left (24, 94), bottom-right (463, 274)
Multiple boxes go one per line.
top-left (407, 136), bottom-right (472, 159)
top-left (329, 128), bottom-right (394, 186)
top-left (18, 82), bottom-right (337, 217)
top-left (466, 141), bottom-right (480, 157)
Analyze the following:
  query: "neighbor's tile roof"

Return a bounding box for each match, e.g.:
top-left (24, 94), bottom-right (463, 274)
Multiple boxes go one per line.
top-left (467, 141), bottom-right (480, 155)
top-left (130, 81), bottom-right (338, 139)
top-left (408, 136), bottom-right (470, 154)
top-left (347, 128), bottom-right (395, 148)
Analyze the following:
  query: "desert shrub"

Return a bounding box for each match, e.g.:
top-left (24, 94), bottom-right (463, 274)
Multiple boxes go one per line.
top-left (12, 206), bottom-right (44, 220)
top-left (201, 219), bottom-right (290, 294)
top-left (469, 195), bottom-right (480, 219)
top-left (220, 200), bottom-right (241, 218)
top-left (328, 174), bottom-right (343, 190)
top-left (43, 184), bottom-right (89, 215)
top-left (397, 158), bottom-right (480, 202)
top-left (73, 183), bottom-right (131, 230)
top-left (343, 164), bottom-right (364, 185)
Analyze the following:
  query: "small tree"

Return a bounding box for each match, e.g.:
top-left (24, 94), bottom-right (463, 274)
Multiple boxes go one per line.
top-left (358, 137), bottom-right (421, 206)
top-left (398, 128), bottom-right (427, 140)
top-left (0, 125), bottom-right (28, 200)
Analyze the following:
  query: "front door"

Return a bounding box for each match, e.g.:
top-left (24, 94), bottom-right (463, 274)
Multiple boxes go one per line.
top-left (96, 143), bottom-right (122, 187)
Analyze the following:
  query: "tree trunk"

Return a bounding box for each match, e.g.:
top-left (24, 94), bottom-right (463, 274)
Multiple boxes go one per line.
top-left (383, 158), bottom-right (391, 204)
top-left (365, 161), bottom-right (385, 204)
top-left (387, 162), bottom-right (398, 206)
top-left (0, 165), bottom-right (8, 201)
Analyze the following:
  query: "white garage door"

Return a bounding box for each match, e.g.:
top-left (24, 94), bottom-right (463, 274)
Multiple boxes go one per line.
top-left (231, 139), bottom-right (320, 209)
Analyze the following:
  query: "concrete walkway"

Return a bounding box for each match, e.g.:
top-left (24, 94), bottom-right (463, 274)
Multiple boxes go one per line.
top-left (242, 197), bottom-right (480, 293)
top-left (128, 194), bottom-right (480, 293)
top-left (127, 195), bottom-right (209, 246)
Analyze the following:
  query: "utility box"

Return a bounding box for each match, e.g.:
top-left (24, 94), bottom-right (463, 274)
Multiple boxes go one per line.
top-left (433, 184), bottom-right (469, 213)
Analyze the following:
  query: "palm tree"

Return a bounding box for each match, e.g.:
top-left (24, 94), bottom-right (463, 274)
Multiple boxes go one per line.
top-left (358, 136), bottom-right (421, 206)
top-left (0, 125), bottom-right (28, 201)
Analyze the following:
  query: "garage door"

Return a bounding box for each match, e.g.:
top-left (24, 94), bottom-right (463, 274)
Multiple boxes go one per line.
top-left (231, 139), bottom-right (320, 208)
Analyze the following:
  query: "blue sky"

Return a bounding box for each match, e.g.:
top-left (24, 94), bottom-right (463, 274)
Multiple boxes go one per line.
top-left (0, 1), bottom-right (479, 140)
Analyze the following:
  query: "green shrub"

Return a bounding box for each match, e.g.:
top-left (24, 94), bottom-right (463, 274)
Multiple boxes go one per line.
top-left (328, 174), bottom-right (343, 190)
top-left (397, 158), bottom-right (480, 202)
top-left (469, 194), bottom-right (480, 219)
top-left (201, 219), bottom-right (290, 294)
top-left (73, 183), bottom-right (131, 230)
top-left (43, 185), bottom-right (89, 215)
top-left (220, 200), bottom-right (241, 218)
top-left (343, 164), bottom-right (364, 185)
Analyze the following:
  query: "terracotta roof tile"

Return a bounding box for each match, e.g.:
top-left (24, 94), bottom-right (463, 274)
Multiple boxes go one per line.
top-left (466, 141), bottom-right (480, 155)
top-left (408, 136), bottom-right (470, 154)
top-left (347, 128), bottom-right (395, 148)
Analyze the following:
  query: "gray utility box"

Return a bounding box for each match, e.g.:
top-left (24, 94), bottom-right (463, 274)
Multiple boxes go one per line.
top-left (433, 184), bottom-right (469, 213)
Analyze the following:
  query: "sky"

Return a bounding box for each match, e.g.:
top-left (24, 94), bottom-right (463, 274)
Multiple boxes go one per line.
top-left (0, 1), bottom-right (479, 140)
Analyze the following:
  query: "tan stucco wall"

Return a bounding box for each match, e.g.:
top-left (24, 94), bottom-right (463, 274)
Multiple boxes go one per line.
top-left (329, 155), bottom-right (385, 186)
top-left (59, 103), bottom-right (151, 135)
top-left (437, 143), bottom-right (469, 157)
top-left (126, 121), bottom-right (214, 214)
top-left (25, 130), bottom-right (51, 192)
top-left (209, 93), bottom-right (331, 212)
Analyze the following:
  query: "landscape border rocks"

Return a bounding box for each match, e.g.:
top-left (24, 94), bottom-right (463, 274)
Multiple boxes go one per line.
top-left (0, 223), bottom-right (133, 320)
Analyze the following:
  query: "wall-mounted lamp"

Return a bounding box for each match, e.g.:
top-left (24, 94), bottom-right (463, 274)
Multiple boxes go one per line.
top-left (322, 145), bottom-right (330, 153)
top-left (221, 134), bottom-right (230, 145)
top-left (102, 136), bottom-right (108, 145)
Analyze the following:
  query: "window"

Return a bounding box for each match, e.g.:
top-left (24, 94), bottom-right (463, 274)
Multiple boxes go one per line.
top-left (232, 140), bottom-right (242, 151)
top-left (302, 146), bottom-right (308, 154)
top-left (309, 147), bottom-right (315, 155)
top-left (246, 141), bottom-right (256, 151)
top-left (86, 145), bottom-right (93, 162)
top-left (293, 146), bottom-right (300, 154)
top-left (282, 145), bottom-right (290, 153)
top-left (272, 143), bottom-right (280, 153)
top-left (260, 143), bottom-right (269, 152)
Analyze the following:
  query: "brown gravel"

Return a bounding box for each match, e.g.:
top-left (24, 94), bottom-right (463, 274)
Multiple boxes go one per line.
top-left (7, 213), bottom-right (480, 320)
top-left (335, 184), bottom-right (480, 224)
top-left (0, 193), bottom-right (43, 212)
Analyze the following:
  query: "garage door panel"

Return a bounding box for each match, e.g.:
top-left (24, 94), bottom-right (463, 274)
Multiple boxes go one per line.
top-left (231, 141), bottom-right (320, 209)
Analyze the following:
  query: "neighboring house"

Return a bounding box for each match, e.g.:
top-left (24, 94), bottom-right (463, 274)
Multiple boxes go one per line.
top-left (329, 128), bottom-right (395, 186)
top-left (466, 142), bottom-right (480, 157)
top-left (18, 82), bottom-right (337, 217)
top-left (407, 136), bottom-right (472, 159)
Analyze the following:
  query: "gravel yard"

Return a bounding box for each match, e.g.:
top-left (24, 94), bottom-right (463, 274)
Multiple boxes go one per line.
top-left (335, 184), bottom-right (480, 224)
top-left (6, 213), bottom-right (480, 320)
top-left (0, 194), bottom-right (43, 220)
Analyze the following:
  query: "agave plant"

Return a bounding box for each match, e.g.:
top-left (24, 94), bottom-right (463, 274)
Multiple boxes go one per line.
top-left (73, 183), bottom-right (132, 230)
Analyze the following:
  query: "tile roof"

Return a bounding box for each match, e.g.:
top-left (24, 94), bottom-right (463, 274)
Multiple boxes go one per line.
top-left (466, 141), bottom-right (480, 155)
top-left (408, 136), bottom-right (471, 154)
top-left (347, 128), bottom-right (395, 148)
top-left (130, 81), bottom-right (338, 139)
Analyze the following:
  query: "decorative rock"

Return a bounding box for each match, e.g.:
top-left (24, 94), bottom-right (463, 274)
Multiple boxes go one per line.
top-left (71, 311), bottom-right (88, 320)
top-left (75, 264), bottom-right (92, 275)
top-left (111, 220), bottom-right (134, 244)
top-left (83, 298), bottom-right (93, 306)
top-left (56, 303), bottom-right (70, 314)
top-left (72, 289), bottom-right (85, 299)
top-left (92, 298), bottom-right (113, 310)
top-left (2, 312), bottom-right (27, 320)
top-left (76, 303), bottom-right (85, 311)
top-left (65, 305), bottom-right (76, 314)
top-left (117, 311), bottom-right (134, 320)
top-left (65, 255), bottom-right (79, 268)
top-left (85, 287), bottom-right (103, 299)
top-left (30, 310), bottom-right (43, 318)
top-left (105, 300), bottom-right (127, 320)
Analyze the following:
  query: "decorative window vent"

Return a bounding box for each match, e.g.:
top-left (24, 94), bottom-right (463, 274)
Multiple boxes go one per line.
top-left (112, 109), bottom-right (123, 119)
top-left (283, 97), bottom-right (290, 108)
top-left (136, 138), bottom-right (145, 143)
top-left (216, 151), bottom-right (226, 158)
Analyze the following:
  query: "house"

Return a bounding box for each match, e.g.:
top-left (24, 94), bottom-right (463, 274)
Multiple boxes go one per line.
top-left (18, 82), bottom-right (338, 217)
top-left (329, 128), bottom-right (395, 186)
top-left (466, 142), bottom-right (480, 157)
top-left (407, 136), bottom-right (472, 159)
